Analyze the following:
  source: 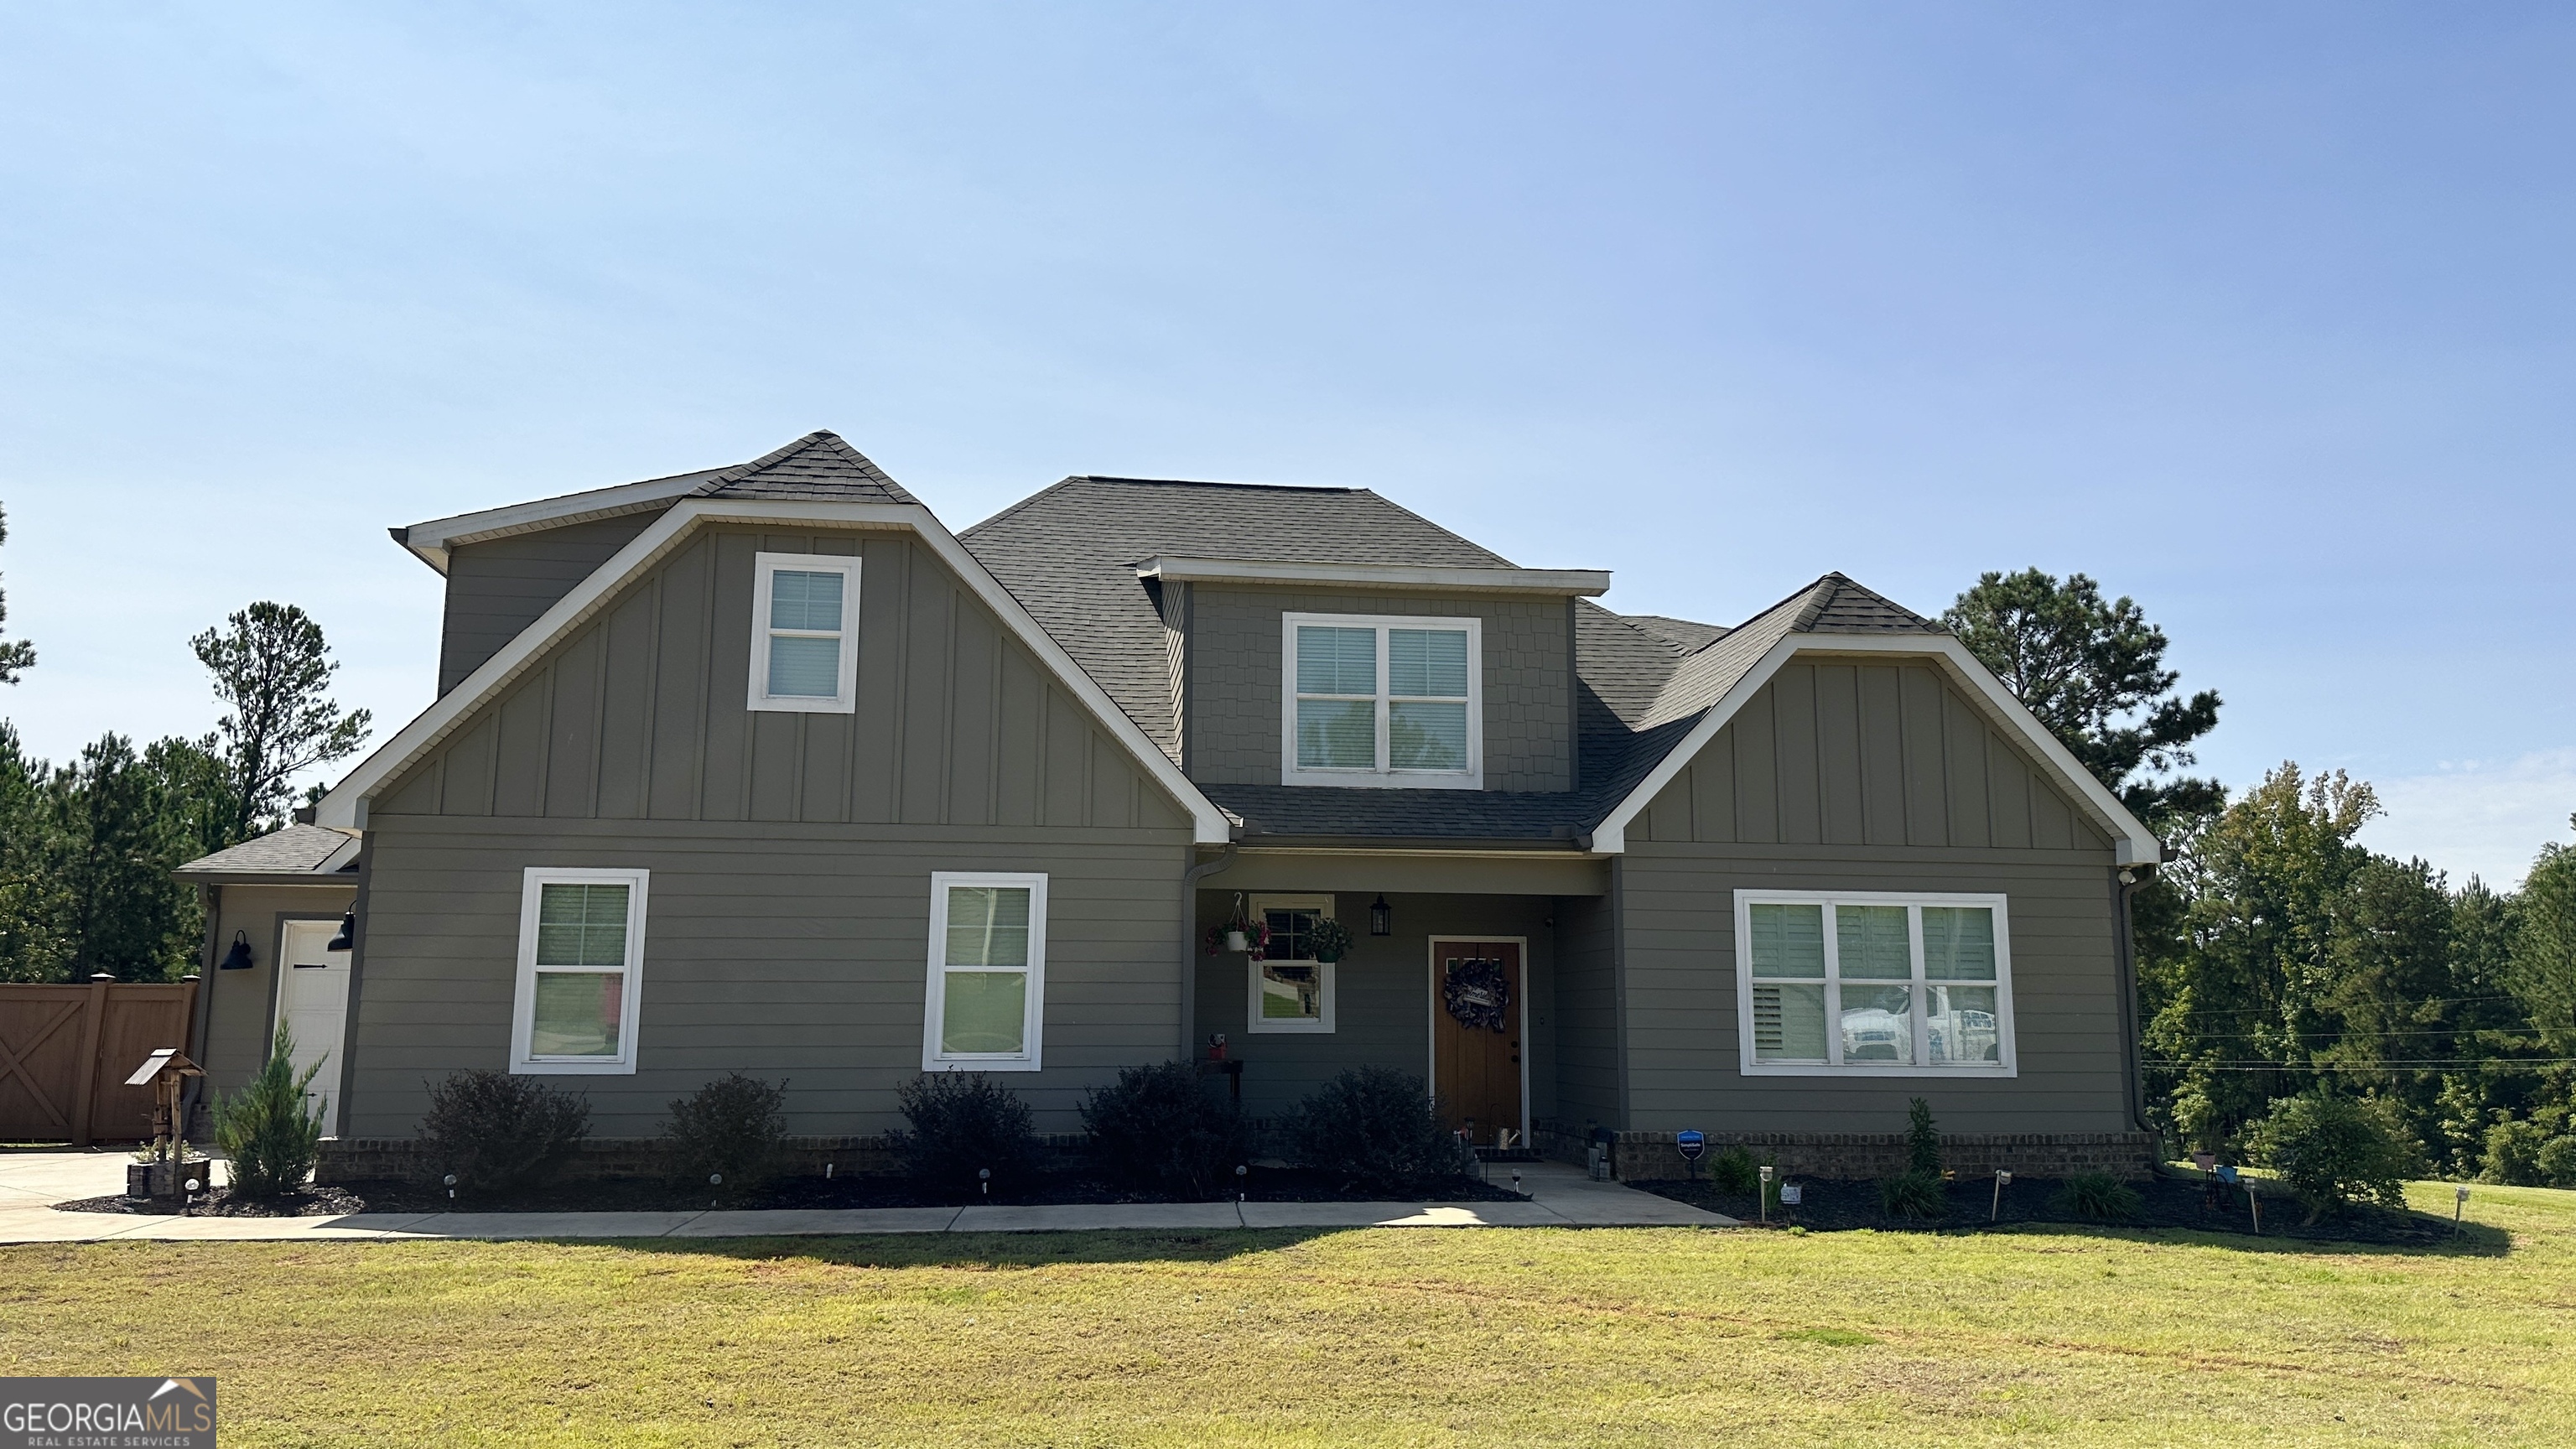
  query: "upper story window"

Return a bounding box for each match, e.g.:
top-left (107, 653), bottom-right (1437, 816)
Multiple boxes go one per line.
top-left (748, 552), bottom-right (860, 713)
top-left (1733, 891), bottom-right (2015, 1078)
top-left (510, 868), bottom-right (649, 1075)
top-left (1280, 613), bottom-right (1483, 789)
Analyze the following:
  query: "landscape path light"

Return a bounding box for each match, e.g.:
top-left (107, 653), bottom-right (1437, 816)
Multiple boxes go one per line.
top-left (1758, 1164), bottom-right (1774, 1224)
top-left (1992, 1170), bottom-right (2012, 1221)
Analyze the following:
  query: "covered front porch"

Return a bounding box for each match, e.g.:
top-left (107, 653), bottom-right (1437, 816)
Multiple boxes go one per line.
top-left (1188, 846), bottom-right (1608, 1151)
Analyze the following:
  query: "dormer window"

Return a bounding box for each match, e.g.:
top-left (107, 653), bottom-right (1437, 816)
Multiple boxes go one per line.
top-left (1280, 613), bottom-right (1482, 788)
top-left (748, 552), bottom-right (860, 713)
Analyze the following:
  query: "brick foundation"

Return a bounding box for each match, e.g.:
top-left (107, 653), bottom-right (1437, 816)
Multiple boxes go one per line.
top-left (1531, 1125), bottom-right (2157, 1182)
top-left (315, 1134), bottom-right (1093, 1186)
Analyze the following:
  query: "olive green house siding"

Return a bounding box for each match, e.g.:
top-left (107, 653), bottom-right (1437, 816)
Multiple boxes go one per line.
top-left (437, 511), bottom-right (664, 696)
top-left (1609, 658), bottom-right (2130, 1136)
top-left (348, 521), bottom-right (1196, 1137)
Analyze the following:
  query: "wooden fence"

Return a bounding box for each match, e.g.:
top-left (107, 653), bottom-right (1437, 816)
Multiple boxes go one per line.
top-left (0, 980), bottom-right (200, 1145)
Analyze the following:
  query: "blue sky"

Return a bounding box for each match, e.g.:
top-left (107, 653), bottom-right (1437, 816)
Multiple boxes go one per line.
top-left (2, 4), bottom-right (2568, 884)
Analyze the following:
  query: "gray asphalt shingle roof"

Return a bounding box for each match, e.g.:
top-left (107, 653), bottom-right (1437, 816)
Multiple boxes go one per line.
top-left (174, 824), bottom-right (360, 879)
top-left (958, 477), bottom-right (1945, 843)
top-left (691, 431), bottom-right (917, 505)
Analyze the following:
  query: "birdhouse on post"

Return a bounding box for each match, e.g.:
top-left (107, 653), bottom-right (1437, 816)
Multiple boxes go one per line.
top-left (124, 1048), bottom-right (206, 1201)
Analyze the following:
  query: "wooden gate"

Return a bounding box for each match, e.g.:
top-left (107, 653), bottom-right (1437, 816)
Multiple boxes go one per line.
top-left (0, 980), bottom-right (200, 1145)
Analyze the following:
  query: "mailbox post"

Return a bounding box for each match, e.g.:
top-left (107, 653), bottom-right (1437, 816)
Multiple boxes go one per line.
top-left (122, 1048), bottom-right (206, 1202)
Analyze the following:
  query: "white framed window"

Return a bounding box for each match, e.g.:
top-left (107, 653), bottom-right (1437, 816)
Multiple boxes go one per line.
top-left (510, 868), bottom-right (649, 1075)
top-left (1733, 891), bottom-right (2015, 1078)
top-left (748, 551), bottom-right (860, 713)
top-left (1280, 612), bottom-right (1483, 788)
top-left (923, 872), bottom-right (1047, 1072)
top-left (1245, 893), bottom-right (1336, 1034)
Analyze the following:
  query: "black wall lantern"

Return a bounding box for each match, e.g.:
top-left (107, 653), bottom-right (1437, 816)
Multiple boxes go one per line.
top-left (218, 931), bottom-right (254, 971)
top-left (1368, 895), bottom-right (1392, 937)
top-left (324, 910), bottom-right (356, 953)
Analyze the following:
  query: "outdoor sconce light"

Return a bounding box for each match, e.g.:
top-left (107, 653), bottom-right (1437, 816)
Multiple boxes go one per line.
top-left (1368, 895), bottom-right (1392, 937)
top-left (218, 932), bottom-right (254, 971)
top-left (325, 910), bottom-right (356, 953)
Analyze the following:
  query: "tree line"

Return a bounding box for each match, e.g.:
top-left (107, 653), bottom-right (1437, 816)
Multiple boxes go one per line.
top-left (0, 501), bottom-right (371, 982)
top-left (1949, 569), bottom-right (2576, 1187)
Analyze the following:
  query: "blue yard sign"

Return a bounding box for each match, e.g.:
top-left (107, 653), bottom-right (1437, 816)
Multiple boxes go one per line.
top-left (1675, 1130), bottom-right (1706, 1161)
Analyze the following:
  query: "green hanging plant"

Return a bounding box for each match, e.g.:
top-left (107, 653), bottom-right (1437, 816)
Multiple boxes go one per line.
top-left (1308, 917), bottom-right (1354, 964)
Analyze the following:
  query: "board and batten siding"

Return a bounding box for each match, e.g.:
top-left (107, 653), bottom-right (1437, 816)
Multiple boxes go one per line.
top-left (1183, 584), bottom-right (1576, 792)
top-left (438, 511), bottom-right (666, 696)
top-left (1613, 658), bottom-right (2131, 1135)
top-left (355, 522), bottom-right (1196, 1137)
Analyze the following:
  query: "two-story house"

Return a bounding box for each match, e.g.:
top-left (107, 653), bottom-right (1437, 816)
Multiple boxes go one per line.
top-left (177, 431), bottom-right (2162, 1174)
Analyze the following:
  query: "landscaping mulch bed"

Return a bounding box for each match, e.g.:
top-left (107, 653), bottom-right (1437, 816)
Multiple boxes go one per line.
top-left (55, 1166), bottom-right (1524, 1217)
top-left (1631, 1171), bottom-right (2464, 1244)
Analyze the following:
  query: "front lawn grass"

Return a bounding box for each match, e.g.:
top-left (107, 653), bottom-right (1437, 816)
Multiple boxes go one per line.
top-left (3, 1179), bottom-right (2570, 1446)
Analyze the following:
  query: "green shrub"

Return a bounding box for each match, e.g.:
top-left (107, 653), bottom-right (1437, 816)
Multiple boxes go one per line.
top-left (1081, 1060), bottom-right (1249, 1198)
top-left (1709, 1145), bottom-right (1759, 1195)
top-left (2481, 1118), bottom-right (2553, 1186)
top-left (417, 1069), bottom-right (591, 1197)
top-left (2537, 1135), bottom-right (2576, 1189)
top-left (1877, 1168), bottom-right (1945, 1220)
top-left (212, 1025), bottom-right (325, 1199)
top-left (1905, 1097), bottom-right (1942, 1176)
top-left (1286, 1067), bottom-right (1473, 1194)
top-left (2248, 1093), bottom-right (2422, 1220)
top-left (663, 1072), bottom-right (790, 1193)
top-left (893, 1072), bottom-right (1037, 1197)
top-left (2049, 1171), bottom-right (2143, 1223)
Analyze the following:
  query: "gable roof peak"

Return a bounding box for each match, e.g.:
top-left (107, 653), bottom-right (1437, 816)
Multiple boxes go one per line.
top-left (1788, 571), bottom-right (1941, 635)
top-left (691, 430), bottom-right (918, 506)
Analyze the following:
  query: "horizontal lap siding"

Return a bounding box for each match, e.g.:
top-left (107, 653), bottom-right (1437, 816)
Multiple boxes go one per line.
top-left (1186, 584), bottom-right (1574, 791)
top-left (1618, 660), bottom-right (2129, 1135)
top-left (199, 884), bottom-right (358, 1096)
top-left (359, 522), bottom-right (1198, 1138)
top-left (348, 818), bottom-right (1189, 1137)
top-left (1550, 890), bottom-right (1619, 1133)
top-left (1191, 892), bottom-right (1556, 1125)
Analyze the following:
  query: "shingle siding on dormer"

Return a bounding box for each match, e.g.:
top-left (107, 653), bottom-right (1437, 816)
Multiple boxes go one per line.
top-left (1183, 583), bottom-right (1576, 792)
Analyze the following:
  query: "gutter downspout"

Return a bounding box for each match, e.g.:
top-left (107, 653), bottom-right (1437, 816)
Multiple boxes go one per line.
top-left (181, 883), bottom-right (221, 1141)
top-left (2111, 866), bottom-right (2150, 1135)
top-left (1179, 844), bottom-right (1237, 1059)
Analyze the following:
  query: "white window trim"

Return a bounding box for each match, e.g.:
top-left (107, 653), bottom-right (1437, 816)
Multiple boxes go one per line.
top-left (922, 870), bottom-right (1047, 1072)
top-left (1244, 893), bottom-right (1337, 1035)
top-left (510, 867), bottom-right (649, 1076)
top-left (747, 550), bottom-right (861, 714)
top-left (1279, 612), bottom-right (1483, 790)
top-left (1732, 890), bottom-right (2017, 1078)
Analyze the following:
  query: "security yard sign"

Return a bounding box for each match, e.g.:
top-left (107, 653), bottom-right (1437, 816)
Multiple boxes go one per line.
top-left (1675, 1130), bottom-right (1706, 1161)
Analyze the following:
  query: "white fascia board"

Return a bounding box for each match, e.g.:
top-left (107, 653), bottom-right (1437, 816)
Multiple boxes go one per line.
top-left (1136, 556), bottom-right (1610, 597)
top-left (1587, 633), bottom-right (2161, 866)
top-left (320, 499), bottom-right (1233, 844)
top-left (393, 470), bottom-right (726, 574)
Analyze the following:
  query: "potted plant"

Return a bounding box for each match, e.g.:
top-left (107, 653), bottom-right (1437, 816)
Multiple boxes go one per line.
top-left (1204, 896), bottom-right (1270, 958)
top-left (1309, 917), bottom-right (1354, 964)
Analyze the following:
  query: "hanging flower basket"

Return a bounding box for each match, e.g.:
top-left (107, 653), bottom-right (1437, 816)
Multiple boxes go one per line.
top-left (1308, 917), bottom-right (1354, 964)
top-left (1205, 896), bottom-right (1270, 958)
top-left (1443, 958), bottom-right (1512, 1032)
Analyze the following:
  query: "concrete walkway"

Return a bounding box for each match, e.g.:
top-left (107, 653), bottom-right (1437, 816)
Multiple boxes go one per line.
top-left (0, 1151), bottom-right (1731, 1243)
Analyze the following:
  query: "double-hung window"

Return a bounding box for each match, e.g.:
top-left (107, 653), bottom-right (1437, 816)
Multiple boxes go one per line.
top-left (923, 872), bottom-right (1046, 1071)
top-left (1734, 891), bottom-right (2014, 1077)
top-left (1246, 893), bottom-right (1335, 1034)
top-left (748, 552), bottom-right (860, 712)
top-left (1280, 613), bottom-right (1482, 787)
top-left (511, 868), bottom-right (649, 1075)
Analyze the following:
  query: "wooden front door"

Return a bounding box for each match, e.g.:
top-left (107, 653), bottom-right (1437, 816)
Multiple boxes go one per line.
top-left (1431, 940), bottom-right (1522, 1148)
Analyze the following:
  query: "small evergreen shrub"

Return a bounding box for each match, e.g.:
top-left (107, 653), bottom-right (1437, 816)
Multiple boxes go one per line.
top-left (1286, 1067), bottom-right (1472, 1194)
top-left (2248, 1093), bottom-right (2422, 1220)
top-left (663, 1072), bottom-right (790, 1193)
top-left (1877, 1169), bottom-right (1945, 1220)
top-left (1709, 1145), bottom-right (1760, 1195)
top-left (1905, 1096), bottom-right (1943, 1176)
top-left (417, 1069), bottom-right (592, 1197)
top-left (2049, 1171), bottom-right (2143, 1223)
top-left (212, 1025), bottom-right (325, 1198)
top-left (1081, 1060), bottom-right (1249, 1198)
top-left (893, 1072), bottom-right (1038, 1197)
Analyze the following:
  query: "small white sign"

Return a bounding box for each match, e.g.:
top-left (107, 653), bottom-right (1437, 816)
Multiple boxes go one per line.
top-left (1779, 1184), bottom-right (1804, 1205)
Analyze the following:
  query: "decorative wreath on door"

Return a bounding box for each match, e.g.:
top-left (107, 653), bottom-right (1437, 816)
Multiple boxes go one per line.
top-left (1443, 958), bottom-right (1511, 1033)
